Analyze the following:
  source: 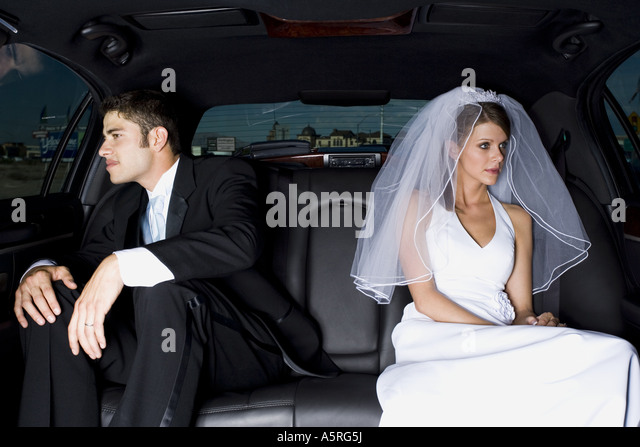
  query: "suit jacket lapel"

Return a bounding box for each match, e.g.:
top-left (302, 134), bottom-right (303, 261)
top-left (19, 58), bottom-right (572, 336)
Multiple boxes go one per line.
top-left (166, 156), bottom-right (196, 239)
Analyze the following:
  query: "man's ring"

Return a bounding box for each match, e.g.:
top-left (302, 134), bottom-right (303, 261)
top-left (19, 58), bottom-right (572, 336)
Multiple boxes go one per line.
top-left (85, 322), bottom-right (93, 327)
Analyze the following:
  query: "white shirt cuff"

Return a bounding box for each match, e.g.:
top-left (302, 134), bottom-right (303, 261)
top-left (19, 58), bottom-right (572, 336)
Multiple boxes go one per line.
top-left (114, 248), bottom-right (175, 287)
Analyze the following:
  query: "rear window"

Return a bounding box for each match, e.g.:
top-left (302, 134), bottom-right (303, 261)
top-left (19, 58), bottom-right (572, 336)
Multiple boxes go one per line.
top-left (192, 99), bottom-right (428, 156)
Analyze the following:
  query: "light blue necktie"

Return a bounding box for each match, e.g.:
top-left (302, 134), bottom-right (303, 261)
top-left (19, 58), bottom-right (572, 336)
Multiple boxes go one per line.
top-left (143, 195), bottom-right (165, 243)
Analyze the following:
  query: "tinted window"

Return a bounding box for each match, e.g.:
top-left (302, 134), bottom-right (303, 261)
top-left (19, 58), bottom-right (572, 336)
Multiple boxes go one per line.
top-left (605, 49), bottom-right (640, 191)
top-left (192, 100), bottom-right (428, 155)
top-left (0, 44), bottom-right (89, 199)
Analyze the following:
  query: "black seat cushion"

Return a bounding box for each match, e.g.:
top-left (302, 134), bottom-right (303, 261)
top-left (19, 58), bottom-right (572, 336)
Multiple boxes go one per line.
top-left (101, 373), bottom-right (381, 427)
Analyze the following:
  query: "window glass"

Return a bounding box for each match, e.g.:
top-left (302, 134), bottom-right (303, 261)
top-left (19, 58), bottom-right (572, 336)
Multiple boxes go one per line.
top-left (605, 49), bottom-right (640, 189)
top-left (192, 100), bottom-right (428, 156)
top-left (0, 43), bottom-right (89, 199)
top-left (49, 103), bottom-right (92, 193)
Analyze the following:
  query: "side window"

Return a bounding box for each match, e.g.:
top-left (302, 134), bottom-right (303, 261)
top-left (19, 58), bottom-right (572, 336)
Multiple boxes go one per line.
top-left (604, 49), bottom-right (640, 193)
top-left (0, 43), bottom-right (90, 200)
top-left (48, 103), bottom-right (93, 194)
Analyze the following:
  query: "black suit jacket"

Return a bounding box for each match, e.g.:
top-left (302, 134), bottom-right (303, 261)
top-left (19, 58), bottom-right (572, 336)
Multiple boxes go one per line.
top-left (64, 155), bottom-right (262, 283)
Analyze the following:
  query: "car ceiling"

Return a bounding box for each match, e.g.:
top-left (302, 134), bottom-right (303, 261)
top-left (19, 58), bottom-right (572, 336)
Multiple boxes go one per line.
top-left (1, 0), bottom-right (640, 117)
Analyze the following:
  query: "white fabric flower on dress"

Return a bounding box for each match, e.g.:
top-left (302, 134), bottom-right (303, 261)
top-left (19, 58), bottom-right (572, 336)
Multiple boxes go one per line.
top-left (493, 291), bottom-right (516, 324)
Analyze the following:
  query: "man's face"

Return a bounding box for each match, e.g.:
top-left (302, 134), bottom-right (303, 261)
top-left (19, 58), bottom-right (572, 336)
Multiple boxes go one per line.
top-left (99, 111), bottom-right (153, 186)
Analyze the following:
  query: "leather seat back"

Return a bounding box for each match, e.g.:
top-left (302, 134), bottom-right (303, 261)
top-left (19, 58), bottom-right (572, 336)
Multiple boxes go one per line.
top-left (256, 165), bottom-right (411, 374)
top-left (557, 177), bottom-right (628, 335)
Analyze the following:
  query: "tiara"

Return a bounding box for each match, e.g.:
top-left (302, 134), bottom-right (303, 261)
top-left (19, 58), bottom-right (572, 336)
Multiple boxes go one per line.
top-left (467, 88), bottom-right (503, 105)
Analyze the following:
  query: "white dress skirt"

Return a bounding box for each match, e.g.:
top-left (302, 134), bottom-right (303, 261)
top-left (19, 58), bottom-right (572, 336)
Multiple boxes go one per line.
top-left (377, 194), bottom-right (640, 426)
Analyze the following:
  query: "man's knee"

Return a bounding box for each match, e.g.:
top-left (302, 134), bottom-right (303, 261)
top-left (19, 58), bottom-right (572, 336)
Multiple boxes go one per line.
top-left (131, 282), bottom-right (197, 323)
top-left (23, 280), bottom-right (79, 331)
top-left (51, 280), bottom-right (81, 309)
top-left (20, 281), bottom-right (80, 349)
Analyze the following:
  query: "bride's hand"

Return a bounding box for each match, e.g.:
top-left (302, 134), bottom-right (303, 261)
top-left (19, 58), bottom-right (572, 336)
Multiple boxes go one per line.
top-left (513, 311), bottom-right (566, 327)
top-left (529, 312), bottom-right (566, 327)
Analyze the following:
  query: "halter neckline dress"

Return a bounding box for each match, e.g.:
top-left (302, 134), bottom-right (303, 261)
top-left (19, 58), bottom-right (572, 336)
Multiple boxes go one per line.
top-left (376, 193), bottom-right (640, 426)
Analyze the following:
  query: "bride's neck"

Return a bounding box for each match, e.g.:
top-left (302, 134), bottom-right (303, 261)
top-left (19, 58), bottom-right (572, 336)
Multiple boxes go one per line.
top-left (455, 179), bottom-right (489, 209)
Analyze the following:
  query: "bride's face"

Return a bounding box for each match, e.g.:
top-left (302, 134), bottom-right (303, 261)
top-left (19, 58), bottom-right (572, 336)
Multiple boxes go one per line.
top-left (457, 121), bottom-right (508, 186)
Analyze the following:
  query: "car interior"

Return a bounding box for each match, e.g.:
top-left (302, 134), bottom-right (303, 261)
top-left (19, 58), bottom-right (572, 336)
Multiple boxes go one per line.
top-left (1, 0), bottom-right (640, 427)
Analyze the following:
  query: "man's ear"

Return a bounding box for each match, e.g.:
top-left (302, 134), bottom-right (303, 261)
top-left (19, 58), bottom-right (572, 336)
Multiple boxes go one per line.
top-left (149, 126), bottom-right (169, 152)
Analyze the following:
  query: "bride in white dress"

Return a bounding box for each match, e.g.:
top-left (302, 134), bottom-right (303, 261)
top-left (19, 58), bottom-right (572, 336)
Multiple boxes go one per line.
top-left (351, 87), bottom-right (640, 426)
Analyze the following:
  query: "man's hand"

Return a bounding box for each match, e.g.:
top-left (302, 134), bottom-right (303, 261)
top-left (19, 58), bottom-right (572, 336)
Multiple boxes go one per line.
top-left (512, 310), bottom-right (566, 327)
top-left (515, 311), bottom-right (566, 327)
top-left (14, 265), bottom-right (76, 328)
top-left (68, 254), bottom-right (123, 359)
top-left (532, 311), bottom-right (566, 327)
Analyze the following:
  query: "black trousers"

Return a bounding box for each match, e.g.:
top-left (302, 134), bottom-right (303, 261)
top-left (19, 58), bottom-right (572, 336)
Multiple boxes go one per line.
top-left (18, 279), bottom-right (286, 426)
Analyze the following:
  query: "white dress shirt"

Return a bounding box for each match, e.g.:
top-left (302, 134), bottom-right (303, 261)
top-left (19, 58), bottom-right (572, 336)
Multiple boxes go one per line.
top-left (114, 158), bottom-right (179, 287)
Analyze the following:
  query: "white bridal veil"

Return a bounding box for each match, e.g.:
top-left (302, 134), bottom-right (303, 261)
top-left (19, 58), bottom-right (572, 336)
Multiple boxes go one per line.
top-left (351, 87), bottom-right (590, 303)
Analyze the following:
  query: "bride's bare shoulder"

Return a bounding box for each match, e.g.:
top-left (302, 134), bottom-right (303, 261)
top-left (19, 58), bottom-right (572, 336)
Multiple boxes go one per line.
top-left (501, 202), bottom-right (532, 232)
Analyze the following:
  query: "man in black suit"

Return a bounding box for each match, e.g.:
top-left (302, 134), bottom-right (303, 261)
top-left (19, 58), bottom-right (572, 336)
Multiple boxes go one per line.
top-left (14, 90), bottom-right (289, 426)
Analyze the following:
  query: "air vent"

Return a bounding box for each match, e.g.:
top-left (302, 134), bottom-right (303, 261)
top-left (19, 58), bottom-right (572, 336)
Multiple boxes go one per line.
top-left (552, 20), bottom-right (603, 59)
top-left (80, 21), bottom-right (133, 66)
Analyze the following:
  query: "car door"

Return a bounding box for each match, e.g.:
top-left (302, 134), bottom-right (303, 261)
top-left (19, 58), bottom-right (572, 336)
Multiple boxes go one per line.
top-left (596, 47), bottom-right (640, 340)
top-left (0, 43), bottom-right (100, 425)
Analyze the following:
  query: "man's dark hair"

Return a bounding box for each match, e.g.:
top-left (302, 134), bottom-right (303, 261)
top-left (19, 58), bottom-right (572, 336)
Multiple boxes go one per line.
top-left (100, 90), bottom-right (181, 154)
